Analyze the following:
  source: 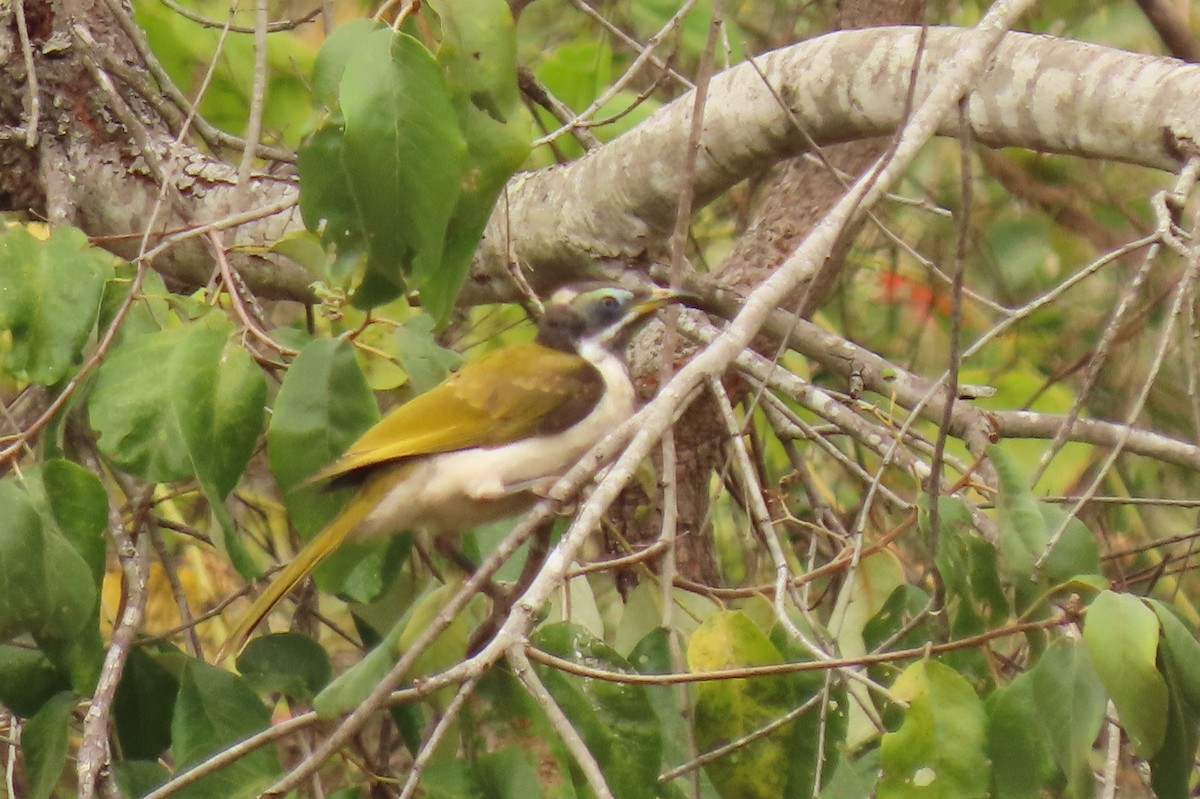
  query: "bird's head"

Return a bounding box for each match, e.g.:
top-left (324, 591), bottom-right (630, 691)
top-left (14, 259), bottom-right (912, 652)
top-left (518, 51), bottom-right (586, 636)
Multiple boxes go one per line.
top-left (535, 283), bottom-right (699, 354)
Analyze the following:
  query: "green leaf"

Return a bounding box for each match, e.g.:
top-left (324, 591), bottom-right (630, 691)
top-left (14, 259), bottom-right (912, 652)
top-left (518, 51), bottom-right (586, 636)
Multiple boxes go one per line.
top-left (422, 759), bottom-right (478, 799)
top-left (1037, 504), bottom-right (1100, 585)
top-left (314, 583), bottom-right (479, 718)
top-left (114, 647), bottom-right (179, 760)
top-left (168, 321), bottom-right (266, 577)
top-left (298, 125), bottom-right (364, 261)
top-left (170, 322), bottom-right (266, 500)
top-left (39, 622), bottom-right (104, 697)
top-left (113, 760), bottom-right (171, 798)
top-left (338, 28), bottom-right (467, 308)
top-left (394, 313), bottom-right (464, 394)
top-left (21, 691), bottom-right (75, 799)
top-left (311, 17), bottom-right (383, 112)
top-left (627, 627), bottom-right (697, 780)
top-left (818, 750), bottom-right (880, 799)
top-left (533, 622), bottom-right (662, 799)
top-left (1032, 639), bottom-right (1106, 799)
top-left (0, 644), bottom-right (70, 717)
top-left (771, 629), bottom-right (849, 797)
top-left (687, 611), bottom-right (797, 799)
top-left (268, 339), bottom-right (377, 516)
top-left (1150, 600), bottom-right (1200, 708)
top-left (1083, 590), bottom-right (1167, 756)
top-left (988, 445), bottom-right (1047, 580)
top-left (926, 495), bottom-right (975, 597)
top-left (266, 338), bottom-right (385, 597)
top-left (878, 660), bottom-right (988, 799)
top-left (863, 585), bottom-right (932, 654)
top-left (395, 583), bottom-right (478, 674)
top-left (474, 747), bottom-right (545, 799)
top-left (421, 0), bottom-right (531, 320)
top-left (88, 328), bottom-right (193, 483)
top-left (0, 225), bottom-right (114, 384)
top-left (0, 481), bottom-right (97, 642)
top-left (236, 632), bottom-right (332, 701)
top-left (41, 460), bottom-right (108, 584)
top-left (1151, 639), bottom-right (1200, 799)
top-left (171, 660), bottom-right (281, 798)
top-left (987, 672), bottom-right (1053, 799)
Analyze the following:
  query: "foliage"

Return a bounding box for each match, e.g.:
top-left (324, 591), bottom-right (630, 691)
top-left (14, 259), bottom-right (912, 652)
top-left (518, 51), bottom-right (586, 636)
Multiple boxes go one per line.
top-left (3, 0), bottom-right (1200, 798)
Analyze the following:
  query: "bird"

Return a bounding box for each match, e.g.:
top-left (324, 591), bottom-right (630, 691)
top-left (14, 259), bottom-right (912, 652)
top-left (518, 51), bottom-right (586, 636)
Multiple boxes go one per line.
top-left (219, 282), bottom-right (697, 660)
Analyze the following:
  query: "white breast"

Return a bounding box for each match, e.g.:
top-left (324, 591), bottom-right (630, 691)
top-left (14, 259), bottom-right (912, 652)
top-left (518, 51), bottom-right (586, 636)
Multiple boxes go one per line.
top-left (359, 340), bottom-right (635, 536)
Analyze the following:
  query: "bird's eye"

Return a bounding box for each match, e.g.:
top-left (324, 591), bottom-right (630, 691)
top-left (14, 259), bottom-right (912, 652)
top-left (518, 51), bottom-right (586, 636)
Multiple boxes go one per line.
top-left (600, 295), bottom-right (620, 310)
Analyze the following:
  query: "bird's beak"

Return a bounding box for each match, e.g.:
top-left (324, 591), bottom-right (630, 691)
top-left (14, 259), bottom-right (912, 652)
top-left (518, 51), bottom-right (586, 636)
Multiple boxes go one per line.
top-left (634, 286), bottom-right (704, 316)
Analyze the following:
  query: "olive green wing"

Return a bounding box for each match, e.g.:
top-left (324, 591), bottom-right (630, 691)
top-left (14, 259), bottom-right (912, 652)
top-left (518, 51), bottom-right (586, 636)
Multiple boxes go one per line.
top-left (310, 342), bottom-right (603, 484)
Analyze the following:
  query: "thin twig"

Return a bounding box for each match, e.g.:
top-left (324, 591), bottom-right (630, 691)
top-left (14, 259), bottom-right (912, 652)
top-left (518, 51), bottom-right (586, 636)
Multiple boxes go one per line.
top-left (234, 0), bottom-right (269, 193)
top-left (397, 676), bottom-right (480, 799)
top-left (525, 616), bottom-right (1061, 685)
top-left (659, 692), bottom-right (823, 783)
top-left (13, 0), bottom-right (39, 147)
top-left (565, 0), bottom-right (693, 89)
top-left (158, 0), bottom-right (322, 33)
top-left (78, 494), bottom-right (151, 799)
top-left (508, 648), bottom-right (616, 799)
top-left (534, 0), bottom-right (701, 146)
top-left (149, 528), bottom-right (202, 658)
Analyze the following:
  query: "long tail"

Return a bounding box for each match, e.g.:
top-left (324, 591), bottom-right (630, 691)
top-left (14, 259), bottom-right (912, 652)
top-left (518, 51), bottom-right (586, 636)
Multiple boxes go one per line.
top-left (217, 492), bottom-right (376, 662)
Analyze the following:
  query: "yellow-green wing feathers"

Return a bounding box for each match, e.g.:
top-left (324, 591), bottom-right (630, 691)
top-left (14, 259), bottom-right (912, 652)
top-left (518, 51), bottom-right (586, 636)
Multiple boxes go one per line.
top-left (309, 342), bottom-right (602, 484)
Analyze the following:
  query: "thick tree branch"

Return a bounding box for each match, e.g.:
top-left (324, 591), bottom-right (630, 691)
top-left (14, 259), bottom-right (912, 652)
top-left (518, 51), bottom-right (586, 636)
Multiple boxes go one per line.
top-left (6, 8), bottom-right (1200, 306)
top-left (463, 26), bottom-right (1200, 301)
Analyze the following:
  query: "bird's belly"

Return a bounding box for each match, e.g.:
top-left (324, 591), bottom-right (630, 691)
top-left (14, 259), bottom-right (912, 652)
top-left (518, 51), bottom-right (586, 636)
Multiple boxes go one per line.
top-left (358, 366), bottom-right (636, 537)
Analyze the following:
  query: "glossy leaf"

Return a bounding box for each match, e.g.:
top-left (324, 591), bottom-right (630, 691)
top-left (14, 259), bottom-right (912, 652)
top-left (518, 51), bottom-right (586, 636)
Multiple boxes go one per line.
top-left (0, 645), bottom-right (70, 717)
top-left (113, 761), bottom-right (171, 799)
top-left (1037, 504), bottom-right (1100, 585)
top-left (989, 445), bottom-right (1047, 580)
top-left (987, 672), bottom-right (1053, 798)
top-left (169, 321), bottom-right (265, 576)
top-left (925, 495), bottom-right (976, 598)
top-left (473, 747), bottom-right (545, 799)
top-left (21, 691), bottom-right (75, 799)
top-left (771, 628), bottom-right (849, 796)
top-left (41, 460), bottom-right (107, 584)
top-left (533, 622), bottom-right (662, 799)
top-left (1150, 600), bottom-right (1200, 709)
top-left (237, 632), bottom-right (332, 701)
top-left (114, 648), bottom-right (179, 760)
top-left (863, 584), bottom-right (932, 654)
top-left (170, 322), bottom-right (265, 500)
top-left (831, 550), bottom-right (904, 748)
top-left (0, 481), bottom-right (96, 643)
top-left (338, 28), bottom-right (467, 308)
top-left (628, 627), bottom-right (696, 778)
top-left (878, 660), bottom-right (988, 799)
top-left (818, 750), bottom-right (880, 799)
top-left (171, 661), bottom-right (281, 797)
top-left (1032, 639), bottom-right (1106, 799)
top-left (1151, 634), bottom-right (1200, 799)
top-left (422, 0), bottom-right (531, 319)
top-left (0, 225), bottom-right (114, 384)
top-left (88, 328), bottom-right (193, 483)
top-left (1083, 590), bottom-right (1167, 756)
top-left (315, 584), bottom-right (479, 718)
top-left (298, 125), bottom-right (363, 259)
top-left (688, 611), bottom-right (798, 799)
top-left (394, 313), bottom-right (464, 394)
top-left (311, 17), bottom-right (382, 112)
top-left (267, 338), bottom-right (383, 595)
